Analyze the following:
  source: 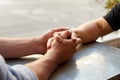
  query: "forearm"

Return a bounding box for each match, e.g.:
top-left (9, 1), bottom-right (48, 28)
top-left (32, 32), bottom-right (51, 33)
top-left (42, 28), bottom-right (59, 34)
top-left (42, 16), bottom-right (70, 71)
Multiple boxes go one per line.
top-left (73, 18), bottom-right (113, 43)
top-left (0, 37), bottom-right (40, 58)
top-left (25, 55), bottom-right (58, 80)
top-left (25, 31), bottom-right (80, 80)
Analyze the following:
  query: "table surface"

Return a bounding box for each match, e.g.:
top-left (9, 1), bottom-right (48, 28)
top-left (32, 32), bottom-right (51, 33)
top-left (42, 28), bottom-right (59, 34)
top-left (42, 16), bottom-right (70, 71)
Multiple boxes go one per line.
top-left (7, 42), bottom-right (120, 80)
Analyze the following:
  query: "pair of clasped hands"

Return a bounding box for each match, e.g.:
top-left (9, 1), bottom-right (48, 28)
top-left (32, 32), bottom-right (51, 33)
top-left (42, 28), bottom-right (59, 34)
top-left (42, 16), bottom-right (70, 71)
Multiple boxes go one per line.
top-left (26, 27), bottom-right (82, 80)
top-left (45, 27), bottom-right (81, 65)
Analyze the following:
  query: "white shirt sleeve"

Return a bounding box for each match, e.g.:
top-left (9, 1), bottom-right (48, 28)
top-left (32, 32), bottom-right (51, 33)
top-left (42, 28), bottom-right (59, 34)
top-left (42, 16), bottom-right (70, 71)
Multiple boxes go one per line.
top-left (0, 55), bottom-right (39, 80)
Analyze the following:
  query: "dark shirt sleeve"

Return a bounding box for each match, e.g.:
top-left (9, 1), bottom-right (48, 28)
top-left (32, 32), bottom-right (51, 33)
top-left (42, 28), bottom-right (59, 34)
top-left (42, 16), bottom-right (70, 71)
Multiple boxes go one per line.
top-left (103, 3), bottom-right (120, 31)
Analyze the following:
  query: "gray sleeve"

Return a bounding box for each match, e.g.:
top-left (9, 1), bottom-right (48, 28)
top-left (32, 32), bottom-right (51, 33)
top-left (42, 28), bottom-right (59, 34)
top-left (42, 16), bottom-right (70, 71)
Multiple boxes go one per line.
top-left (0, 55), bottom-right (39, 80)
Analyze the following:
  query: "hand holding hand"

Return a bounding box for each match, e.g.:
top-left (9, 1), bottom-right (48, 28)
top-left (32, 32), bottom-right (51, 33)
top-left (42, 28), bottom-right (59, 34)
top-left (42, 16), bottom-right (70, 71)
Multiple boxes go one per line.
top-left (45, 30), bottom-right (81, 64)
top-left (35, 27), bottom-right (69, 54)
top-left (47, 30), bottom-right (82, 49)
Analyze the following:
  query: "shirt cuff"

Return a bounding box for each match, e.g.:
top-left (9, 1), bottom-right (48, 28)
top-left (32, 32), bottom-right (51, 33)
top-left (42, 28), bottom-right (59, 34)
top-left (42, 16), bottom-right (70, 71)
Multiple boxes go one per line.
top-left (11, 65), bottom-right (39, 80)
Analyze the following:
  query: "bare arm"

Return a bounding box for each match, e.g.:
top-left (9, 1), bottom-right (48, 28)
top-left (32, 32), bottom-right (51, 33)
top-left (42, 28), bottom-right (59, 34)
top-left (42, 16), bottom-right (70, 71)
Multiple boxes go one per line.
top-left (72, 18), bottom-right (113, 43)
top-left (0, 37), bottom-right (40, 58)
top-left (25, 55), bottom-right (58, 80)
top-left (0, 27), bottom-right (68, 58)
top-left (26, 30), bottom-right (80, 80)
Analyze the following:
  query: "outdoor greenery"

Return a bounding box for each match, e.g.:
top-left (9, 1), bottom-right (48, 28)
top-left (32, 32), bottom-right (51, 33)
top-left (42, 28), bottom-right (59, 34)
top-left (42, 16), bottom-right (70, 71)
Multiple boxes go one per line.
top-left (105, 0), bottom-right (120, 9)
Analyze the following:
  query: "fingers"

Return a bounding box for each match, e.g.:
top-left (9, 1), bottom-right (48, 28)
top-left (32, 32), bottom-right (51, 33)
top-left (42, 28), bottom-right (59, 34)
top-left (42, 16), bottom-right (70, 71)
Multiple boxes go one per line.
top-left (54, 30), bottom-right (72, 39)
top-left (53, 30), bottom-right (72, 43)
top-left (62, 38), bottom-right (81, 46)
top-left (61, 30), bottom-right (72, 39)
top-left (48, 28), bottom-right (82, 49)
top-left (54, 30), bottom-right (77, 40)
top-left (44, 27), bottom-right (69, 38)
top-left (71, 31), bottom-right (77, 40)
top-left (47, 37), bottom-right (54, 49)
top-left (53, 30), bottom-right (82, 45)
top-left (53, 27), bottom-right (69, 32)
top-left (47, 36), bottom-right (61, 49)
top-left (75, 38), bottom-right (81, 45)
top-left (53, 32), bottom-right (61, 37)
top-left (47, 30), bottom-right (71, 49)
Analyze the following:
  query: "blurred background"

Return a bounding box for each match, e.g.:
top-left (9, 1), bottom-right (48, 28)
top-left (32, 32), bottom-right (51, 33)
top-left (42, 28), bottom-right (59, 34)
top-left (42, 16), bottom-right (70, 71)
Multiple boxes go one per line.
top-left (0, 0), bottom-right (119, 42)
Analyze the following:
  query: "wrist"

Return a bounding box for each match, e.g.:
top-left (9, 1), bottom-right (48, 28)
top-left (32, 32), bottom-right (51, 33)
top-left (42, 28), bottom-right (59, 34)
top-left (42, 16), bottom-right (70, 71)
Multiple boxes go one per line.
top-left (72, 29), bottom-right (83, 43)
top-left (29, 37), bottom-right (44, 54)
top-left (31, 36), bottom-right (48, 54)
top-left (26, 56), bottom-right (58, 80)
top-left (23, 37), bottom-right (39, 55)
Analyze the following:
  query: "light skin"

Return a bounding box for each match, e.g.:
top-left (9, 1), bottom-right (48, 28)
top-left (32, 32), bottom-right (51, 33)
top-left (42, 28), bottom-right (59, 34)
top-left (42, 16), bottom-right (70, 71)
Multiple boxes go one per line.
top-left (0, 17), bottom-right (114, 80)
top-left (0, 28), bottom-right (80, 80)
top-left (0, 27), bottom-right (69, 58)
top-left (72, 18), bottom-right (113, 43)
top-left (26, 30), bottom-right (80, 80)
top-left (26, 17), bottom-right (114, 80)
top-left (53, 18), bottom-right (113, 44)
top-left (0, 0), bottom-right (116, 58)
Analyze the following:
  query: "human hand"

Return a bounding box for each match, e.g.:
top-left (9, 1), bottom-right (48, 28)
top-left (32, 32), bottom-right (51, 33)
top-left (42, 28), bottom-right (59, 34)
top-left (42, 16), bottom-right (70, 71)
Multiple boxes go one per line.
top-left (35, 27), bottom-right (69, 54)
top-left (47, 29), bottom-right (82, 49)
top-left (45, 30), bottom-right (81, 64)
top-left (25, 30), bottom-right (81, 80)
